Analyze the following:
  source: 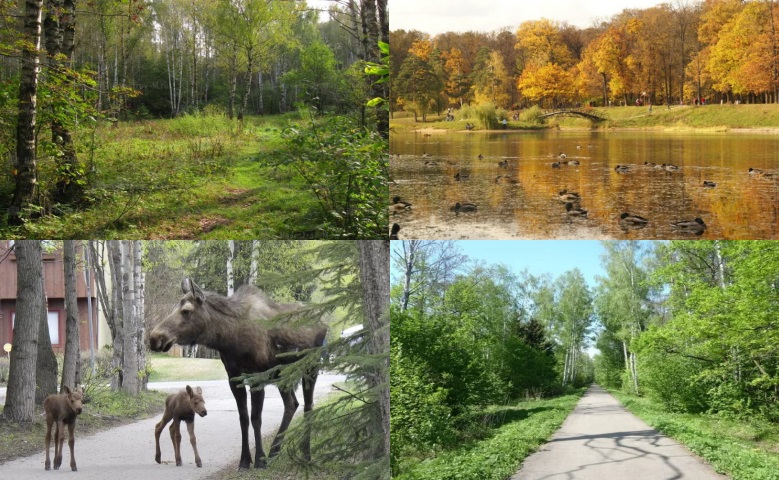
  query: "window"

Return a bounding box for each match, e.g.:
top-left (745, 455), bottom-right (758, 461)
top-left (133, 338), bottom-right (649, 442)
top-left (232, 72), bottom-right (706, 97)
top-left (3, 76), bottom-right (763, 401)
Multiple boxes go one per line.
top-left (11, 311), bottom-right (60, 345)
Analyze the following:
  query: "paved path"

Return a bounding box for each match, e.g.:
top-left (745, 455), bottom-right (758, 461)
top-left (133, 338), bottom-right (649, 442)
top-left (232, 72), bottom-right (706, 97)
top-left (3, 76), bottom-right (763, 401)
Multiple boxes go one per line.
top-left (0, 374), bottom-right (344, 479)
top-left (512, 385), bottom-right (727, 480)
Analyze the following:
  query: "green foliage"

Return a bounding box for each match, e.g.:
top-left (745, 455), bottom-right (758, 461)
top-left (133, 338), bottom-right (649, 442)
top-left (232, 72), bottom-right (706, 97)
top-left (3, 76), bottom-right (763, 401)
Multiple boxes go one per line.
top-left (473, 103), bottom-right (508, 129)
top-left (521, 105), bottom-right (545, 124)
top-left (0, 356), bottom-right (8, 384)
top-left (266, 113), bottom-right (388, 239)
top-left (394, 391), bottom-right (583, 480)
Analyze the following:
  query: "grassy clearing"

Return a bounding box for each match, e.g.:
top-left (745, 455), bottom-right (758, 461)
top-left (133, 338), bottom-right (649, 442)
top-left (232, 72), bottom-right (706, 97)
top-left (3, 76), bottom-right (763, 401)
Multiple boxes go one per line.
top-left (0, 389), bottom-right (168, 465)
top-left (1, 112), bottom-right (386, 239)
top-left (147, 353), bottom-right (227, 382)
top-left (393, 390), bottom-right (584, 480)
top-left (611, 390), bottom-right (779, 480)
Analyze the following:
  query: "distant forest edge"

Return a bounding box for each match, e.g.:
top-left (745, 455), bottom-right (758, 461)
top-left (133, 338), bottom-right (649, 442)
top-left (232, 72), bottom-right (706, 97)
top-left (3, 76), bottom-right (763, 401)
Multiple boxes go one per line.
top-left (390, 0), bottom-right (779, 122)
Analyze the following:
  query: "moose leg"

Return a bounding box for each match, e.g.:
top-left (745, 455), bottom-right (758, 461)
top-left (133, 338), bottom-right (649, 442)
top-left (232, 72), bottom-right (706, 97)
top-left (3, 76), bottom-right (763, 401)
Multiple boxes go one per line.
top-left (186, 420), bottom-right (202, 467)
top-left (44, 417), bottom-right (53, 470)
top-left (155, 410), bottom-right (172, 463)
top-left (269, 389), bottom-right (299, 458)
top-left (250, 388), bottom-right (266, 468)
top-left (54, 420), bottom-right (64, 469)
top-left (67, 421), bottom-right (77, 471)
top-left (170, 420), bottom-right (183, 466)
top-left (229, 381), bottom-right (252, 469)
top-left (301, 373), bottom-right (318, 462)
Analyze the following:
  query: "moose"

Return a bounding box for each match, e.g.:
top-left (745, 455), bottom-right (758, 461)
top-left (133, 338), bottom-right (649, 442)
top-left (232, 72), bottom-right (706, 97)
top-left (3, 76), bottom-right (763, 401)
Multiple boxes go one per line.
top-left (149, 279), bottom-right (327, 469)
top-left (43, 385), bottom-right (83, 471)
top-left (155, 385), bottom-right (208, 467)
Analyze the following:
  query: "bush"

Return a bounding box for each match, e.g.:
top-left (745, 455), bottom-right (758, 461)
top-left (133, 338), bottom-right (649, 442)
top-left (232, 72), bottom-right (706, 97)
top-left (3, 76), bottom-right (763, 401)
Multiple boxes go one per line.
top-left (0, 356), bottom-right (8, 384)
top-left (521, 105), bottom-right (546, 125)
top-left (473, 103), bottom-right (508, 129)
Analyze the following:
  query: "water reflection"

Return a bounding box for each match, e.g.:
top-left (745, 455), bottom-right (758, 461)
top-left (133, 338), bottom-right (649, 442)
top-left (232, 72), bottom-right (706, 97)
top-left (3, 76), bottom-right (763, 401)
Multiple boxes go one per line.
top-left (389, 130), bottom-right (779, 239)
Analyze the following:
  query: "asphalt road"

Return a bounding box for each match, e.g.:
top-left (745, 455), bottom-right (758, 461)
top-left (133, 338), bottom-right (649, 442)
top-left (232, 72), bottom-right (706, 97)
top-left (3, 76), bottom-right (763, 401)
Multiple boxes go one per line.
top-left (512, 385), bottom-right (727, 480)
top-left (0, 374), bottom-right (344, 479)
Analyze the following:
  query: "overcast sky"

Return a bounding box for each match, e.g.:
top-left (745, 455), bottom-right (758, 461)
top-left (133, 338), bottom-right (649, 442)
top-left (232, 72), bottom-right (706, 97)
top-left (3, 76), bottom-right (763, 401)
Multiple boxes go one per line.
top-left (390, 0), bottom-right (669, 35)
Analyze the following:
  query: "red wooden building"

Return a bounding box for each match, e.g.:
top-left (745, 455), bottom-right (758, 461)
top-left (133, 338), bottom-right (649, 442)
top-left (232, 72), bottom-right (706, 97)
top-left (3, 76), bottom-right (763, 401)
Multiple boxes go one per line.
top-left (0, 241), bottom-right (99, 354)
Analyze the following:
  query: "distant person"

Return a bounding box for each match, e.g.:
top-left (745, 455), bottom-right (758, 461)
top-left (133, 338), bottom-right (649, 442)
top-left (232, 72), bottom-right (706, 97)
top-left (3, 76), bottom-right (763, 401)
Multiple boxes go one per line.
top-left (502, 118), bottom-right (508, 129)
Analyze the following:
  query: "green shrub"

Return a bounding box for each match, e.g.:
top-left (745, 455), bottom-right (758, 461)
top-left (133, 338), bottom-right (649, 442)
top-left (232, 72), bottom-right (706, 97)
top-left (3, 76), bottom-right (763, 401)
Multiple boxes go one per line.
top-left (0, 356), bottom-right (9, 384)
top-left (473, 103), bottom-right (508, 129)
top-left (521, 105), bottom-right (546, 125)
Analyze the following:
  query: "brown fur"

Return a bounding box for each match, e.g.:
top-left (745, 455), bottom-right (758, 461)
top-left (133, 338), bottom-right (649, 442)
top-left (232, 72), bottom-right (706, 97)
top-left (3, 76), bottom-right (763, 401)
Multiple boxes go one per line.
top-left (43, 385), bottom-right (83, 471)
top-left (149, 279), bottom-right (327, 469)
top-left (155, 385), bottom-right (207, 467)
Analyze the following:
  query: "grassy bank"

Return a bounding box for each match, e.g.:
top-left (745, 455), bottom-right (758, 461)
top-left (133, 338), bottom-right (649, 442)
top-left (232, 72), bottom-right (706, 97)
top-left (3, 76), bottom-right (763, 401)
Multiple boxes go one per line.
top-left (611, 390), bottom-right (779, 480)
top-left (393, 390), bottom-right (584, 480)
top-left (0, 389), bottom-right (168, 465)
top-left (391, 104), bottom-right (779, 133)
top-left (0, 112), bottom-right (387, 239)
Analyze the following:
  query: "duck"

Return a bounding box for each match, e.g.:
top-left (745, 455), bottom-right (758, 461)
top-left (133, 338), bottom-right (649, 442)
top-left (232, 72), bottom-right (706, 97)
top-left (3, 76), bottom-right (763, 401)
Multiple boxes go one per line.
top-left (702, 180), bottom-right (717, 188)
top-left (451, 202), bottom-right (478, 213)
top-left (567, 159), bottom-right (580, 166)
top-left (389, 223), bottom-right (401, 240)
top-left (454, 172), bottom-right (470, 181)
top-left (576, 144), bottom-right (582, 149)
top-left (663, 163), bottom-right (680, 172)
top-left (565, 202), bottom-right (588, 217)
top-left (749, 167), bottom-right (764, 175)
top-left (558, 152), bottom-right (567, 159)
top-left (498, 159), bottom-right (509, 168)
top-left (422, 153), bottom-right (433, 158)
top-left (552, 162), bottom-right (561, 169)
top-left (495, 175), bottom-right (519, 184)
top-left (558, 190), bottom-right (581, 202)
top-left (477, 154), bottom-right (484, 160)
top-left (424, 161), bottom-right (438, 167)
top-left (392, 196), bottom-right (412, 208)
top-left (671, 217), bottom-right (706, 232)
top-left (389, 196), bottom-right (412, 214)
top-left (614, 164), bottom-right (631, 173)
top-left (644, 161), bottom-right (656, 167)
top-left (620, 212), bottom-right (649, 225)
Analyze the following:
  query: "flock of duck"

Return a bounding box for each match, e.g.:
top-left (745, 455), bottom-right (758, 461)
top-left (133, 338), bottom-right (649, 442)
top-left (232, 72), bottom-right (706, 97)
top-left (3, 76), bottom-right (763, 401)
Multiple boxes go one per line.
top-left (389, 148), bottom-right (776, 239)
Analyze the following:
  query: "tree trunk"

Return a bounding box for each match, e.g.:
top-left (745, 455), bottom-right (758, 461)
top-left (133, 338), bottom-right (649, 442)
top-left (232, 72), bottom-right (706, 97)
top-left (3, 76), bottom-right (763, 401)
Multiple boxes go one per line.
top-left (107, 241), bottom-right (124, 390)
top-left (249, 240), bottom-right (259, 285)
top-left (9, 0), bottom-right (45, 225)
top-left (239, 48), bottom-right (253, 121)
top-left (3, 241), bottom-right (44, 421)
top-left (45, 0), bottom-right (82, 205)
top-left (133, 241), bottom-right (147, 391)
top-left (61, 240), bottom-right (81, 391)
top-left (357, 240), bottom-right (390, 460)
top-left (227, 240), bottom-right (235, 295)
top-left (121, 240), bottom-right (139, 395)
top-left (35, 290), bottom-right (58, 405)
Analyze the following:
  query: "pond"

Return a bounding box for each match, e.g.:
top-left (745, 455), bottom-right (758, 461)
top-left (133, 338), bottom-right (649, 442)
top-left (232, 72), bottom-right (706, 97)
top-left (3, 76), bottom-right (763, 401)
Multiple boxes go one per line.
top-left (389, 130), bottom-right (779, 239)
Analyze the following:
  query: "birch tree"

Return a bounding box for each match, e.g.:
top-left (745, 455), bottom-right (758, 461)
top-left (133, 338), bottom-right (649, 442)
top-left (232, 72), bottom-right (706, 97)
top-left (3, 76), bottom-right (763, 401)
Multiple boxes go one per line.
top-left (61, 240), bottom-right (81, 390)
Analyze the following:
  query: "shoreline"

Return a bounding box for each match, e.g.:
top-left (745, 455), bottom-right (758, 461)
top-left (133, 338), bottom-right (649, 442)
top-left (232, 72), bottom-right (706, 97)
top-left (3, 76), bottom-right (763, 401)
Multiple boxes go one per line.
top-left (403, 125), bottom-right (779, 135)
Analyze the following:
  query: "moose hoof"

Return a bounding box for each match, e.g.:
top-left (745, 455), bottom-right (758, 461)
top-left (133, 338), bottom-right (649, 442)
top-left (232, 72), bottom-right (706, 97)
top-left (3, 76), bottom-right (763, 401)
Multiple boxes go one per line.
top-left (155, 455), bottom-right (161, 464)
top-left (176, 461), bottom-right (182, 467)
top-left (45, 464), bottom-right (50, 471)
top-left (196, 461), bottom-right (202, 468)
top-left (254, 458), bottom-right (267, 469)
top-left (71, 465), bottom-right (77, 472)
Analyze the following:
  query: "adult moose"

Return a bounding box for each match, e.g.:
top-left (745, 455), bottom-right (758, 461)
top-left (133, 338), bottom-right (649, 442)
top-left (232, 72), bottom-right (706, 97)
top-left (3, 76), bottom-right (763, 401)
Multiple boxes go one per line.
top-left (149, 279), bottom-right (327, 469)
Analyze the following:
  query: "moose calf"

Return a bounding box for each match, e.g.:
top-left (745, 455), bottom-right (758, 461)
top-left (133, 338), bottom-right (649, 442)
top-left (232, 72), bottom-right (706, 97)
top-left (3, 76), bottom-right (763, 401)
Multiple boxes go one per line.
top-left (43, 385), bottom-right (83, 471)
top-left (155, 385), bottom-right (207, 467)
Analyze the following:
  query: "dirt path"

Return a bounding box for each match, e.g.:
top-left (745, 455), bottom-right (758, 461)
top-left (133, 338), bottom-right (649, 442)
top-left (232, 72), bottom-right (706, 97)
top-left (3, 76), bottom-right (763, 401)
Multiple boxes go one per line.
top-left (0, 374), bottom-right (344, 479)
top-left (511, 385), bottom-right (727, 480)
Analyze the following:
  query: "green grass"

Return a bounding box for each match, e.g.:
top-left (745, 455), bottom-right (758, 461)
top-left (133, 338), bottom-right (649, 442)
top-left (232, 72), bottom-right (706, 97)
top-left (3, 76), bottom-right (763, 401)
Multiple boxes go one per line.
top-left (147, 353), bottom-right (228, 382)
top-left (0, 112), bottom-right (385, 239)
top-left (610, 390), bottom-right (779, 480)
top-left (393, 390), bottom-right (584, 480)
top-left (392, 104), bottom-right (779, 132)
top-left (0, 389), bottom-right (168, 465)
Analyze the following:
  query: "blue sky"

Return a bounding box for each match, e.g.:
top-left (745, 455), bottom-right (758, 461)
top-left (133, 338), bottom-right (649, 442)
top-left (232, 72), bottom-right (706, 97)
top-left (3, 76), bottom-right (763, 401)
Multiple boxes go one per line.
top-left (391, 0), bottom-right (668, 35)
top-left (459, 240), bottom-right (607, 287)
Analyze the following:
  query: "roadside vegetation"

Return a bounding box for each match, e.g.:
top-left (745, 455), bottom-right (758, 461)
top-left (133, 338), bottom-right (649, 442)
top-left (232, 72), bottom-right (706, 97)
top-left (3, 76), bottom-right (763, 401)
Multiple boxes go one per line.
top-left (391, 242), bottom-right (595, 477)
top-left (147, 353), bottom-right (227, 382)
top-left (612, 390), bottom-right (779, 480)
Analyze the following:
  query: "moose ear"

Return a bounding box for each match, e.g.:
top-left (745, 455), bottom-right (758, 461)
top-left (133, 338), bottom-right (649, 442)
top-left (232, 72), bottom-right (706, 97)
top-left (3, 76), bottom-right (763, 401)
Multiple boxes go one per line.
top-left (186, 385), bottom-right (193, 396)
top-left (190, 280), bottom-right (205, 304)
top-left (62, 385), bottom-right (72, 395)
top-left (195, 386), bottom-right (203, 395)
top-left (181, 278), bottom-right (192, 294)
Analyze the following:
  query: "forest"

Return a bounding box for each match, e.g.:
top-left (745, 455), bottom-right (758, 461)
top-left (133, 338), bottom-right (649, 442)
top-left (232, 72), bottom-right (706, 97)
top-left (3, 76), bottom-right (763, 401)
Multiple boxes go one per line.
top-left (391, 0), bottom-right (779, 122)
top-left (1, 240), bottom-right (390, 479)
top-left (0, 1), bottom-right (388, 239)
top-left (390, 240), bottom-right (779, 480)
